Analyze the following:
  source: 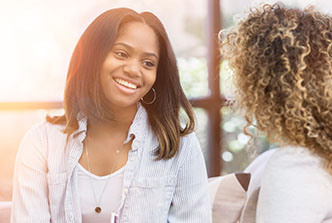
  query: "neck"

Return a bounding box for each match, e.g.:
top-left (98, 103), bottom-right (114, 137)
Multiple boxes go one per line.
top-left (87, 104), bottom-right (138, 139)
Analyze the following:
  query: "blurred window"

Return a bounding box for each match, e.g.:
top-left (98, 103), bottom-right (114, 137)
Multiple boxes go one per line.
top-left (0, 0), bottom-right (209, 201)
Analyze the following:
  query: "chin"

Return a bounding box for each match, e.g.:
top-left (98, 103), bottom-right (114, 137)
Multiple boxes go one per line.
top-left (109, 100), bottom-right (139, 109)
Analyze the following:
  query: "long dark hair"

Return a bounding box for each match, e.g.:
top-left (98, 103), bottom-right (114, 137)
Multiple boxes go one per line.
top-left (47, 8), bottom-right (195, 159)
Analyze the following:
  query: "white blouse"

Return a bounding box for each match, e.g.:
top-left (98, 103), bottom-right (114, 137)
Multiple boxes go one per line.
top-left (257, 146), bottom-right (332, 223)
top-left (77, 163), bottom-right (125, 223)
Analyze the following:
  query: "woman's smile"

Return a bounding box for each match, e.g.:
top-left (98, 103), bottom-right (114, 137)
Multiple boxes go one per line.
top-left (113, 77), bottom-right (140, 94)
top-left (114, 78), bottom-right (138, 90)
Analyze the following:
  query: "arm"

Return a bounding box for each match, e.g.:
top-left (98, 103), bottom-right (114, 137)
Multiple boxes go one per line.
top-left (168, 133), bottom-right (212, 223)
top-left (11, 124), bottom-right (51, 223)
top-left (257, 147), bottom-right (331, 223)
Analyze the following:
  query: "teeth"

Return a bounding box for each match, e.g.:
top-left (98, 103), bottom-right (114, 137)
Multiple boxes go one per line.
top-left (115, 78), bottom-right (137, 89)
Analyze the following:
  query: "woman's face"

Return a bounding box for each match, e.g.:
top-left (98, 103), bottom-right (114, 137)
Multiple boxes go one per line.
top-left (100, 21), bottom-right (159, 110)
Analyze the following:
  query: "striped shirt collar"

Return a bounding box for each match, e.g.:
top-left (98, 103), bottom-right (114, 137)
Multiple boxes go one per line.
top-left (72, 103), bottom-right (149, 151)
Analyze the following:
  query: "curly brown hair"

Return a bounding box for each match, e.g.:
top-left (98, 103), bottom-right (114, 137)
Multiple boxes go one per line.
top-left (220, 3), bottom-right (332, 169)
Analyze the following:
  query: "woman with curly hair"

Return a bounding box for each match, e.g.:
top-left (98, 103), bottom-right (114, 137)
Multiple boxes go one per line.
top-left (220, 3), bottom-right (332, 223)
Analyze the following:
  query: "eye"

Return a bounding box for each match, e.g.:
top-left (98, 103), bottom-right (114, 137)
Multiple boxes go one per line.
top-left (114, 51), bottom-right (128, 58)
top-left (142, 60), bottom-right (156, 68)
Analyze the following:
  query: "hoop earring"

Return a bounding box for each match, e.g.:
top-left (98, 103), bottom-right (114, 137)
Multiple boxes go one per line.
top-left (141, 88), bottom-right (156, 105)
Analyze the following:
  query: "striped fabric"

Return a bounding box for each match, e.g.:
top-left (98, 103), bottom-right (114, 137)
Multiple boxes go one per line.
top-left (11, 104), bottom-right (212, 223)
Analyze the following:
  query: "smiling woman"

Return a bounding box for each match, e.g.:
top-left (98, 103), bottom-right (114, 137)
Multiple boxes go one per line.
top-left (10, 8), bottom-right (211, 223)
top-left (100, 22), bottom-right (158, 110)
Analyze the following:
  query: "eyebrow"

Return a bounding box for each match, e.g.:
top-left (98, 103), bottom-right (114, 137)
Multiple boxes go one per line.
top-left (113, 42), bottom-right (159, 60)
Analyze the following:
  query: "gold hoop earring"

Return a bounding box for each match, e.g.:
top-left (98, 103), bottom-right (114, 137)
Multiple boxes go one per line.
top-left (141, 88), bottom-right (156, 105)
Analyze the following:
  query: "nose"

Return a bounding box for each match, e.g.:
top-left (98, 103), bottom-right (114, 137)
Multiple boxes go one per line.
top-left (123, 61), bottom-right (141, 77)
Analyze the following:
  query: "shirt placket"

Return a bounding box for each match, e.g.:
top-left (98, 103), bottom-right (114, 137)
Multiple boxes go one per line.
top-left (117, 137), bottom-right (143, 223)
top-left (65, 135), bottom-right (85, 223)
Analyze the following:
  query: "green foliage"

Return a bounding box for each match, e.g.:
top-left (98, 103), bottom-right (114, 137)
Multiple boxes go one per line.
top-left (178, 57), bottom-right (209, 98)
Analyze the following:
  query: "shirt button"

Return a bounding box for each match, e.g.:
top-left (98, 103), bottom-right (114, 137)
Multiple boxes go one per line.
top-left (124, 188), bottom-right (129, 194)
top-left (131, 156), bottom-right (135, 162)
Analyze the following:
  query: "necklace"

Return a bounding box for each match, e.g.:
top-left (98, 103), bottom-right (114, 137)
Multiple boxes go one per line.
top-left (84, 136), bottom-right (126, 214)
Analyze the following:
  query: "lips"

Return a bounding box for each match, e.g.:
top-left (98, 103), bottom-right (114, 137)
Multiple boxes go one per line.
top-left (114, 78), bottom-right (138, 90)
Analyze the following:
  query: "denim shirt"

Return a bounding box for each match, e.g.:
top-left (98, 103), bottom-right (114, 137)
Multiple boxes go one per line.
top-left (11, 105), bottom-right (212, 223)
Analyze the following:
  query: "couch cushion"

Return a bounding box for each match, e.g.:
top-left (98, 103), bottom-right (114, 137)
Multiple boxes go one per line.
top-left (209, 173), bottom-right (250, 223)
top-left (240, 149), bottom-right (276, 223)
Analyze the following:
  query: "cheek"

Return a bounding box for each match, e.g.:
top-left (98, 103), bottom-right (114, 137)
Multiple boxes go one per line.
top-left (101, 54), bottom-right (122, 75)
top-left (147, 71), bottom-right (157, 86)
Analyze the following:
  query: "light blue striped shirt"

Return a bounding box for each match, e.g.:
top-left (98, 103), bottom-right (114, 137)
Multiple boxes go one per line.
top-left (11, 105), bottom-right (212, 223)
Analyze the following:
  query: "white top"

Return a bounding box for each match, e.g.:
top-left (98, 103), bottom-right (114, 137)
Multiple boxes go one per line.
top-left (257, 146), bottom-right (332, 223)
top-left (11, 104), bottom-right (211, 223)
top-left (77, 164), bottom-right (124, 223)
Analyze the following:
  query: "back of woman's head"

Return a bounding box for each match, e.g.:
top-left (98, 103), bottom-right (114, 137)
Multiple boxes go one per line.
top-left (220, 3), bottom-right (332, 166)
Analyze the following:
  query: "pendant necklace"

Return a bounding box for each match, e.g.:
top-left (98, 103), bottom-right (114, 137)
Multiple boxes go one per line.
top-left (84, 136), bottom-right (125, 214)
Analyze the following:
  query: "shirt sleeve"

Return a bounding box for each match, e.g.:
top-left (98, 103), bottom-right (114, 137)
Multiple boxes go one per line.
top-left (11, 124), bottom-right (51, 223)
top-left (168, 133), bottom-right (212, 223)
top-left (256, 147), bottom-right (332, 223)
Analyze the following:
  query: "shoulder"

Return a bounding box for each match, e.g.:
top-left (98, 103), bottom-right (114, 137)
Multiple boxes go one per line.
top-left (179, 132), bottom-right (201, 151)
top-left (265, 146), bottom-right (327, 174)
top-left (16, 121), bottom-right (67, 166)
top-left (180, 131), bottom-right (200, 147)
top-left (23, 120), bottom-right (65, 140)
top-left (177, 132), bottom-right (203, 168)
top-left (257, 148), bottom-right (332, 222)
top-left (260, 145), bottom-right (332, 201)
top-left (20, 120), bottom-right (67, 152)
